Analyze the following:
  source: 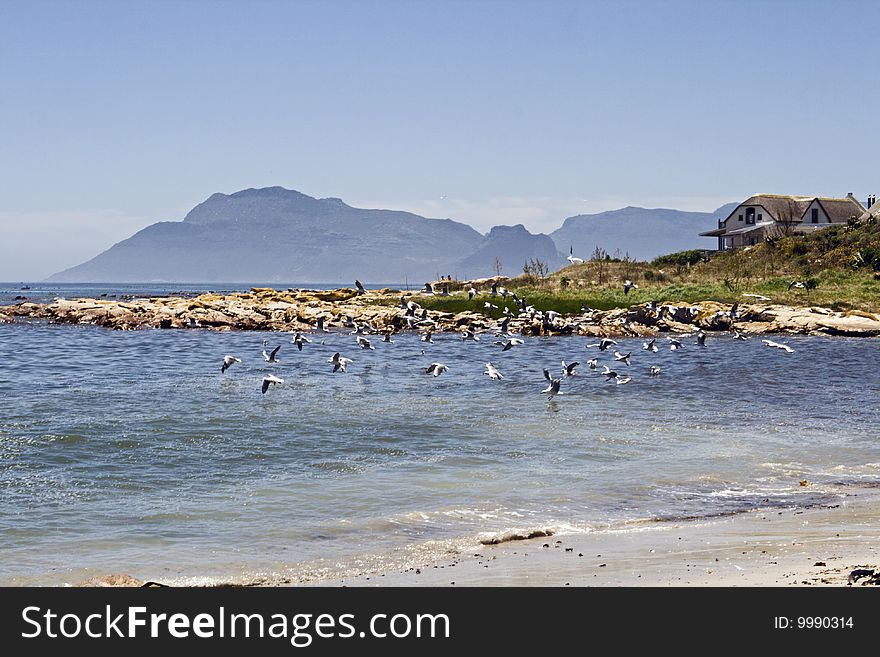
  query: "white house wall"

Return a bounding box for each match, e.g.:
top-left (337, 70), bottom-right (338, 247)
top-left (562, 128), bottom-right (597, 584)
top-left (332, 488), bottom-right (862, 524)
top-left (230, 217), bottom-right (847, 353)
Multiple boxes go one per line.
top-left (722, 204), bottom-right (777, 230)
top-left (802, 199), bottom-right (831, 224)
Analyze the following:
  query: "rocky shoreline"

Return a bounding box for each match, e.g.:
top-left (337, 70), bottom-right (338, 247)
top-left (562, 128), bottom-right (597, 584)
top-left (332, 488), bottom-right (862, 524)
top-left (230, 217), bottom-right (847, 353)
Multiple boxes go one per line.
top-left (2, 287), bottom-right (880, 337)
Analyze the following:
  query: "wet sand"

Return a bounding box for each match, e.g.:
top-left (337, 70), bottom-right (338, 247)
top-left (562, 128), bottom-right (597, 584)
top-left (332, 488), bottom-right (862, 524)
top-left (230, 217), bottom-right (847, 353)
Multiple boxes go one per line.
top-left (316, 496), bottom-right (880, 587)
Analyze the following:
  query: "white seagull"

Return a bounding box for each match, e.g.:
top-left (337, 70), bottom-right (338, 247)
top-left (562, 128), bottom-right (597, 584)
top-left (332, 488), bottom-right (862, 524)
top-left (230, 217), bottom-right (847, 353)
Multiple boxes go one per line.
top-left (613, 351), bottom-right (632, 366)
top-left (261, 374), bottom-right (284, 394)
top-left (328, 352), bottom-right (353, 373)
top-left (262, 345), bottom-right (281, 363)
top-left (623, 280), bottom-right (639, 295)
top-left (762, 339), bottom-right (794, 353)
top-left (356, 336), bottom-right (375, 350)
top-left (642, 338), bottom-right (658, 352)
top-left (587, 358), bottom-right (598, 370)
top-left (649, 366), bottom-right (661, 376)
top-left (221, 355), bottom-right (241, 374)
top-left (541, 369), bottom-right (562, 400)
top-left (425, 362), bottom-right (449, 377)
top-left (497, 337), bottom-right (525, 351)
top-left (587, 338), bottom-right (617, 351)
top-left (561, 360), bottom-right (580, 376)
top-left (567, 246), bottom-right (584, 265)
top-left (484, 362), bottom-right (504, 380)
top-left (291, 333), bottom-right (311, 351)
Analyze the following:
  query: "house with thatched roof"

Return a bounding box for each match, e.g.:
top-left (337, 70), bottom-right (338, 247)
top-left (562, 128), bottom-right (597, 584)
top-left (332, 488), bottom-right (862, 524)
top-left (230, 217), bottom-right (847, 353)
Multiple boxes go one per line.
top-left (701, 193), bottom-right (866, 250)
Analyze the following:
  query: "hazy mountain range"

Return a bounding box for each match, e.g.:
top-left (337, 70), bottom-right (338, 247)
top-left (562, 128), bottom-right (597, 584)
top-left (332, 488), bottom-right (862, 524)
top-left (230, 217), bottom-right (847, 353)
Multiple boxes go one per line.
top-left (49, 187), bottom-right (736, 283)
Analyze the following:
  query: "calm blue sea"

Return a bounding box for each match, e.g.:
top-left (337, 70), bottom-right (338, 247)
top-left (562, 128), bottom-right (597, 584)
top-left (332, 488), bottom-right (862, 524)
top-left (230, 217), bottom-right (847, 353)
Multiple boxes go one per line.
top-left (2, 284), bottom-right (880, 585)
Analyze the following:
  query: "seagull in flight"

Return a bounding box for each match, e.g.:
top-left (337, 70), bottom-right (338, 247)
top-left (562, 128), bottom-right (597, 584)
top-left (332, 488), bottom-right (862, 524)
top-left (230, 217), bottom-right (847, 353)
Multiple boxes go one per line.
top-left (613, 351), bottom-right (632, 365)
top-left (623, 280), bottom-right (639, 295)
top-left (642, 338), bottom-right (658, 352)
top-left (616, 376), bottom-right (632, 385)
top-left (291, 333), bottom-right (311, 351)
top-left (261, 374), bottom-right (284, 394)
top-left (262, 345), bottom-right (281, 363)
top-left (462, 328), bottom-right (480, 341)
top-left (762, 339), bottom-right (794, 353)
top-left (356, 336), bottom-right (375, 350)
top-left (561, 360), bottom-right (580, 376)
top-left (484, 302), bottom-right (499, 310)
top-left (315, 316), bottom-right (330, 333)
top-left (496, 337), bottom-right (525, 351)
top-left (484, 362), bottom-right (504, 380)
top-left (328, 352), bottom-right (353, 373)
top-left (696, 331), bottom-right (707, 347)
top-left (421, 331), bottom-right (434, 344)
top-left (601, 366), bottom-right (618, 380)
top-left (541, 369), bottom-right (562, 400)
top-left (567, 246), bottom-right (584, 265)
top-left (355, 279), bottom-right (367, 295)
top-left (732, 331), bottom-right (748, 341)
top-left (425, 362), bottom-right (449, 377)
top-left (382, 331), bottom-right (394, 343)
top-left (467, 287), bottom-right (478, 299)
top-left (221, 355), bottom-right (241, 374)
top-left (587, 358), bottom-right (598, 370)
top-left (668, 337), bottom-right (683, 351)
top-left (587, 338), bottom-right (617, 351)
top-left (649, 365), bottom-right (661, 376)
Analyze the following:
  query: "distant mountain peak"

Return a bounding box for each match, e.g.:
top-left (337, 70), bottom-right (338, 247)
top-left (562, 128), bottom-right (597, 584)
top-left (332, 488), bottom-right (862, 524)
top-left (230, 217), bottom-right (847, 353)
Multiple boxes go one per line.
top-left (47, 186), bottom-right (739, 283)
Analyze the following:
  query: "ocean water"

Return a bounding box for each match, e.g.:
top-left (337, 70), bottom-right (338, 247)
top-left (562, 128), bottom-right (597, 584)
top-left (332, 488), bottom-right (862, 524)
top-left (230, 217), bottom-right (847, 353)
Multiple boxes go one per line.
top-left (2, 290), bottom-right (880, 585)
top-left (0, 282), bottom-right (398, 307)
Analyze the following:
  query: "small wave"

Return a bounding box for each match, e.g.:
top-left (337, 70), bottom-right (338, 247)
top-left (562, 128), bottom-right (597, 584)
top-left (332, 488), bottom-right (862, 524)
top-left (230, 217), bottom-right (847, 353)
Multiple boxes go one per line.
top-left (479, 527), bottom-right (555, 545)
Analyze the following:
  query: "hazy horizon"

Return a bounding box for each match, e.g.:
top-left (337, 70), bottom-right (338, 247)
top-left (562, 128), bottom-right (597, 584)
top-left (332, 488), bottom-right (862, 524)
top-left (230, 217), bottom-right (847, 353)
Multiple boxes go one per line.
top-left (2, 0), bottom-right (877, 279)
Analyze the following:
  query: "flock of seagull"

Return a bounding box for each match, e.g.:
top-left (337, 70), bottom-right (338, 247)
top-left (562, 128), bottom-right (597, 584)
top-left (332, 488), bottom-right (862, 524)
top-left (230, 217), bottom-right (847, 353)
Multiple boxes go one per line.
top-left (217, 282), bottom-right (796, 400)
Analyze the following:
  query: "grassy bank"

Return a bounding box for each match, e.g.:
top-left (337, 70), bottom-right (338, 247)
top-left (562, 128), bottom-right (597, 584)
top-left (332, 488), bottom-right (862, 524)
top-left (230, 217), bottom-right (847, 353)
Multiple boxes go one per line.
top-left (379, 221), bottom-right (880, 314)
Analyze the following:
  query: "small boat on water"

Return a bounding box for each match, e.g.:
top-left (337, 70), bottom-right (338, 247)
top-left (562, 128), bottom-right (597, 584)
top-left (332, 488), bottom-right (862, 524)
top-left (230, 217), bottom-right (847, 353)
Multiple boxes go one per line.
top-left (20, 285), bottom-right (31, 290)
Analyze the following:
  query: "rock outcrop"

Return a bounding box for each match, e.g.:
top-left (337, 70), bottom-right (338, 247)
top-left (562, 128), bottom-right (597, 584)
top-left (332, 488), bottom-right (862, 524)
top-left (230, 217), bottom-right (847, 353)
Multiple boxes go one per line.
top-left (3, 288), bottom-right (879, 338)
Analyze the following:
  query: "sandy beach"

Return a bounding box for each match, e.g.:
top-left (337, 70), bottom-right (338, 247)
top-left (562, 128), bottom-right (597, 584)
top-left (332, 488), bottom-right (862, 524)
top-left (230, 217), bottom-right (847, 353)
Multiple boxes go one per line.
top-left (307, 496), bottom-right (880, 588)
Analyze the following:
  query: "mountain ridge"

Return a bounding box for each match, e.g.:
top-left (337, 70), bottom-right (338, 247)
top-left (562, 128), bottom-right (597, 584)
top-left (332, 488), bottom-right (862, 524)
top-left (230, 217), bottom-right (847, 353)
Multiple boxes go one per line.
top-left (48, 187), bottom-right (735, 283)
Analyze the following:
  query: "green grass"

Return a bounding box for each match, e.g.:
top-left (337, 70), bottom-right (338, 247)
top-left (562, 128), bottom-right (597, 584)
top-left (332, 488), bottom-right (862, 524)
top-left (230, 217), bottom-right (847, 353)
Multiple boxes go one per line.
top-left (369, 220), bottom-right (880, 313)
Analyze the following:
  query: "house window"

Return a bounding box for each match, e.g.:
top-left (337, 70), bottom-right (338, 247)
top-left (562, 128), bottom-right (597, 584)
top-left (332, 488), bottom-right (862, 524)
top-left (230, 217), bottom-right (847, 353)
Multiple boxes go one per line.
top-left (811, 208), bottom-right (819, 223)
top-left (745, 208), bottom-right (756, 225)
top-left (758, 213), bottom-right (762, 221)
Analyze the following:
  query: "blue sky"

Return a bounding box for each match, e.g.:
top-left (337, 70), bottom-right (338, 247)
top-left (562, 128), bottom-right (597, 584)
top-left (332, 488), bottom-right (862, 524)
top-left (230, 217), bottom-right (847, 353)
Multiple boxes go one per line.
top-left (1, 0), bottom-right (877, 279)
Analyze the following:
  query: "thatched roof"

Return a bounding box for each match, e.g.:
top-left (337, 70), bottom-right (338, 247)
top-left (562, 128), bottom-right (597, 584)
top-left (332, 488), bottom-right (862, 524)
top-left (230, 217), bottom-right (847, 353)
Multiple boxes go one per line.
top-left (724, 194), bottom-right (812, 224)
top-left (813, 197), bottom-right (865, 223)
top-left (723, 194), bottom-right (864, 225)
